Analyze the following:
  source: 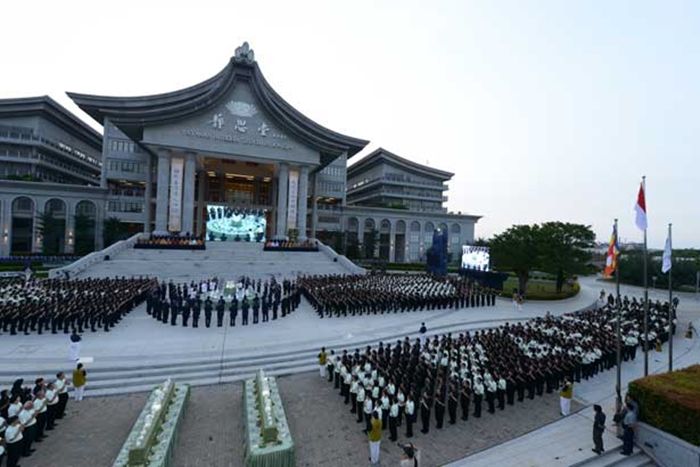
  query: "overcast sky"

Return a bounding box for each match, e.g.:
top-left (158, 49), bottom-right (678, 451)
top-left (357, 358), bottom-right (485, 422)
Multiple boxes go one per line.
top-left (2, 0), bottom-right (698, 248)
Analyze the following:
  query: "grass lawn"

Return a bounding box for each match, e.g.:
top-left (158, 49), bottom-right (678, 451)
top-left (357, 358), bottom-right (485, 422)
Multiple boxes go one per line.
top-left (501, 276), bottom-right (580, 300)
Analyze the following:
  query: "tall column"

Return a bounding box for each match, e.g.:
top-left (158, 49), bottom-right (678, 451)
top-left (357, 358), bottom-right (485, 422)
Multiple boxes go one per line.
top-left (389, 222), bottom-right (396, 262)
top-left (94, 202), bottom-right (104, 251)
top-left (297, 166), bottom-right (309, 240)
top-left (64, 201), bottom-right (75, 254)
top-left (275, 162), bottom-right (289, 239)
top-left (144, 153), bottom-right (153, 233)
top-left (310, 173), bottom-right (318, 239)
top-left (197, 171), bottom-right (206, 236)
top-left (0, 199), bottom-right (10, 257)
top-left (155, 149), bottom-right (171, 233)
top-left (182, 152), bottom-right (196, 235)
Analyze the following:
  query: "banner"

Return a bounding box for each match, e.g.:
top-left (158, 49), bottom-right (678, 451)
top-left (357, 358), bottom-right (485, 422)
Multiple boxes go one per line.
top-left (168, 157), bottom-right (184, 232)
top-left (287, 169), bottom-right (299, 231)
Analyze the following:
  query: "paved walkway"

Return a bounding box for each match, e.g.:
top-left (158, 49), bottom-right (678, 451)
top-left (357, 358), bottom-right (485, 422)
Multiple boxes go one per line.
top-left (446, 278), bottom-right (700, 467)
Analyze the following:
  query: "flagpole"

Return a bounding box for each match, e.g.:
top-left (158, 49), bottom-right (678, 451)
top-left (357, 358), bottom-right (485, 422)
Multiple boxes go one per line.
top-left (614, 218), bottom-right (622, 417)
top-left (668, 223), bottom-right (673, 372)
top-left (642, 176), bottom-right (649, 376)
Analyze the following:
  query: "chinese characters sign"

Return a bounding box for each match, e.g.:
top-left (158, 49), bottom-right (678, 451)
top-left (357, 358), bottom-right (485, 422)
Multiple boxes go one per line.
top-left (168, 157), bottom-right (184, 232)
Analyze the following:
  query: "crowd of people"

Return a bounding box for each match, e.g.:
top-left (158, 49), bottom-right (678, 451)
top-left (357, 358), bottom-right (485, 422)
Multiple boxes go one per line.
top-left (0, 363), bottom-right (87, 467)
top-left (135, 233), bottom-right (205, 249)
top-left (299, 273), bottom-right (498, 317)
top-left (264, 239), bottom-right (318, 251)
top-left (0, 276), bottom-right (155, 336)
top-left (145, 276), bottom-right (301, 327)
top-left (318, 292), bottom-right (676, 446)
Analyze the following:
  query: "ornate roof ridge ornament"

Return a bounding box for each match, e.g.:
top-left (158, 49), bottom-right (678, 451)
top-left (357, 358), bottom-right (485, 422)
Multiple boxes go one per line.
top-left (234, 41), bottom-right (255, 63)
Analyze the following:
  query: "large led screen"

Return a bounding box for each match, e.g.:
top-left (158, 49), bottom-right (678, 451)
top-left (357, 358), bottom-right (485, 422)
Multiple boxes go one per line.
top-left (206, 205), bottom-right (266, 242)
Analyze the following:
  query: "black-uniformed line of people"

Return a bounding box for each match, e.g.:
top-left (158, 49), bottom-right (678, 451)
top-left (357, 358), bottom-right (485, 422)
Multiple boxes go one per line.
top-left (146, 276), bottom-right (301, 327)
top-left (0, 373), bottom-right (71, 467)
top-left (322, 293), bottom-right (676, 443)
top-left (299, 273), bottom-right (498, 318)
top-left (0, 277), bottom-right (156, 336)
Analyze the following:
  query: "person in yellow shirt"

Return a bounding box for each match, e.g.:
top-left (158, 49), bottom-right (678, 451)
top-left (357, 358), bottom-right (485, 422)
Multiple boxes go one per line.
top-left (368, 411), bottom-right (382, 465)
top-left (559, 379), bottom-right (573, 416)
top-left (318, 347), bottom-right (328, 379)
top-left (72, 363), bottom-right (87, 401)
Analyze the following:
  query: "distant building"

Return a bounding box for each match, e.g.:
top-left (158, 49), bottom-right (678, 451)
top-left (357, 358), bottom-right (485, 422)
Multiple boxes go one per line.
top-left (0, 43), bottom-right (480, 261)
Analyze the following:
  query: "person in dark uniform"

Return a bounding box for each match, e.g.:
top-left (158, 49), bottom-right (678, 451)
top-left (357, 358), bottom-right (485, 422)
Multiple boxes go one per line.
top-left (192, 296), bottom-right (201, 328)
top-left (448, 385), bottom-right (458, 424)
top-left (460, 380), bottom-right (470, 421)
top-left (241, 297), bottom-right (249, 325)
top-left (162, 299), bottom-right (170, 324)
top-left (204, 297), bottom-right (213, 328)
top-left (229, 297), bottom-right (238, 327)
top-left (182, 298), bottom-right (191, 327)
top-left (252, 295), bottom-right (260, 324)
top-left (216, 297), bottom-right (225, 327)
top-left (170, 299), bottom-right (178, 326)
top-left (420, 392), bottom-right (431, 434)
top-left (434, 390), bottom-right (446, 429)
top-left (262, 298), bottom-right (269, 322)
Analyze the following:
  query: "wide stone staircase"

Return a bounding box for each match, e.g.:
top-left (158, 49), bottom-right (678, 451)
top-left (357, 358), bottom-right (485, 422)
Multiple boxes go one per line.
top-left (75, 241), bottom-right (356, 281)
top-left (570, 448), bottom-right (656, 467)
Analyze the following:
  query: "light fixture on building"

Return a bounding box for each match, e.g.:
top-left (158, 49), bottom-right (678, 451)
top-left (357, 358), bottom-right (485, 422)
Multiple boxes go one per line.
top-left (68, 231), bottom-right (74, 245)
top-left (2, 230), bottom-right (7, 243)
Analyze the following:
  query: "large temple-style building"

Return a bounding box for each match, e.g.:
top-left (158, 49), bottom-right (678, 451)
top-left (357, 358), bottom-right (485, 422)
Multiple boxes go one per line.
top-left (0, 42), bottom-right (479, 262)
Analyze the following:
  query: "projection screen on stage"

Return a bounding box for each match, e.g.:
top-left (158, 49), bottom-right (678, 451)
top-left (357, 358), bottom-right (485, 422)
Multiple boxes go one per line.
top-left (206, 205), bottom-right (266, 242)
top-left (461, 245), bottom-right (490, 271)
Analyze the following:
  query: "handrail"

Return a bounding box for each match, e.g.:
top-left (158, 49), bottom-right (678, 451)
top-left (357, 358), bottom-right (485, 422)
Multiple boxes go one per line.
top-left (313, 239), bottom-right (365, 275)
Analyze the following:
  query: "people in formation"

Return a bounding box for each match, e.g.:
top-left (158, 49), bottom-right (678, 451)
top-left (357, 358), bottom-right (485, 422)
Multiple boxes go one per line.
top-left (299, 273), bottom-right (497, 317)
top-left (145, 276), bottom-right (301, 328)
top-left (264, 239), bottom-right (318, 250)
top-left (0, 276), bottom-right (155, 336)
top-left (0, 371), bottom-right (72, 467)
top-left (136, 233), bottom-right (204, 248)
top-left (322, 293), bottom-right (676, 440)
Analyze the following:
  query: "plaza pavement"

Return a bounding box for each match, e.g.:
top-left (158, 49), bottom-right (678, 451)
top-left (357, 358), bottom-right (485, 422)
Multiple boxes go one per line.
top-left (446, 278), bottom-right (700, 467)
top-left (0, 275), bottom-right (601, 395)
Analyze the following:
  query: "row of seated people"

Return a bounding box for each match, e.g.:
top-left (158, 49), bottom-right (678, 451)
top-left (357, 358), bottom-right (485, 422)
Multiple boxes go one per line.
top-left (0, 276), bottom-right (155, 335)
top-left (135, 233), bottom-right (205, 249)
top-left (299, 273), bottom-right (498, 317)
top-left (0, 365), bottom-right (83, 467)
top-left (264, 239), bottom-right (318, 251)
top-left (320, 293), bottom-right (676, 443)
top-left (145, 276), bottom-right (301, 327)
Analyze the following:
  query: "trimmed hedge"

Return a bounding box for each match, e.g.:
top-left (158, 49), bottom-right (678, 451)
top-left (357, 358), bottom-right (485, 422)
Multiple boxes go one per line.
top-left (628, 364), bottom-right (700, 446)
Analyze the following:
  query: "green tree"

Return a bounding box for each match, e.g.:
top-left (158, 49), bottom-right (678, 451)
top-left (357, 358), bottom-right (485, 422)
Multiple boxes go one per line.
top-left (363, 228), bottom-right (378, 259)
top-left (490, 224), bottom-right (541, 294)
top-left (103, 217), bottom-right (128, 247)
top-left (537, 222), bottom-right (596, 292)
top-left (36, 211), bottom-right (64, 255)
top-left (74, 213), bottom-right (96, 255)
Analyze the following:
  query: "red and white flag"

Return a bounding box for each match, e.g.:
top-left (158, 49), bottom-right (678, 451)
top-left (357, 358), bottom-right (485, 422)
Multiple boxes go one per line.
top-left (634, 181), bottom-right (647, 231)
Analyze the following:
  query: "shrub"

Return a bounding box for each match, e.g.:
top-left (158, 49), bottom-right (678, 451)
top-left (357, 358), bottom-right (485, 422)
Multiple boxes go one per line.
top-left (627, 365), bottom-right (700, 446)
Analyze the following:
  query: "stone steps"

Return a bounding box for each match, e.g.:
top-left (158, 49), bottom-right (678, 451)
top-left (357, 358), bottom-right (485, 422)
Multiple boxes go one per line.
top-left (571, 449), bottom-right (655, 467)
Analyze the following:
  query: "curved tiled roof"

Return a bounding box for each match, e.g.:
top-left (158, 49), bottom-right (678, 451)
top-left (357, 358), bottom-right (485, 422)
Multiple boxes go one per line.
top-left (67, 53), bottom-right (368, 161)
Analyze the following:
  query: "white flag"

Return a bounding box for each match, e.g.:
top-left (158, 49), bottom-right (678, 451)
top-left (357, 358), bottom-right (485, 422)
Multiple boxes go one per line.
top-left (661, 234), bottom-right (672, 274)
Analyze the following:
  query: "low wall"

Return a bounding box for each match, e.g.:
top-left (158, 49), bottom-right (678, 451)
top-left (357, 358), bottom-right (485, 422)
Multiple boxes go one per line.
top-left (314, 240), bottom-right (365, 275)
top-left (49, 232), bottom-right (145, 279)
top-left (637, 421), bottom-right (700, 467)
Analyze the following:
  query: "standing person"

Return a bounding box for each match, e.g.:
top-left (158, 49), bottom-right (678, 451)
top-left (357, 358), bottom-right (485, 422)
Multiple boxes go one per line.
top-left (368, 411), bottom-right (382, 466)
top-left (559, 379), bottom-right (573, 416)
top-left (204, 297), bottom-right (213, 328)
top-left (419, 323), bottom-right (427, 347)
top-left (45, 383), bottom-right (58, 430)
top-left (216, 297), bottom-right (225, 327)
top-left (33, 390), bottom-right (47, 442)
top-left (389, 397), bottom-right (399, 442)
top-left (4, 416), bottom-right (23, 467)
top-left (72, 363), bottom-right (87, 401)
top-left (317, 348), bottom-right (327, 379)
top-left (405, 394), bottom-right (415, 438)
top-left (592, 404), bottom-right (606, 454)
top-left (18, 402), bottom-right (36, 457)
top-left (54, 372), bottom-right (69, 419)
top-left (621, 402), bottom-right (637, 456)
top-left (69, 331), bottom-right (81, 363)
